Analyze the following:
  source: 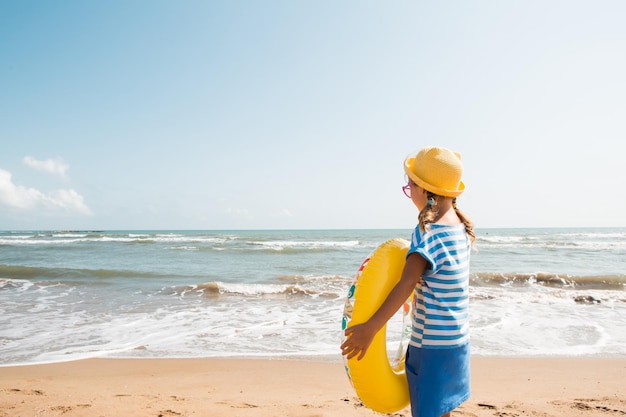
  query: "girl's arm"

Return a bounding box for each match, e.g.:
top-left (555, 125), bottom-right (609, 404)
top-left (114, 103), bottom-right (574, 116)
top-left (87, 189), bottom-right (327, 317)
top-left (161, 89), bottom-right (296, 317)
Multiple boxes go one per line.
top-left (340, 252), bottom-right (428, 360)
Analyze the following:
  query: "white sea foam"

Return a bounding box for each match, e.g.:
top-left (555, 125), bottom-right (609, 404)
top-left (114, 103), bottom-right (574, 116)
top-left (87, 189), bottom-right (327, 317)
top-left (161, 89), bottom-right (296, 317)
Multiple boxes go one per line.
top-left (250, 239), bottom-right (360, 251)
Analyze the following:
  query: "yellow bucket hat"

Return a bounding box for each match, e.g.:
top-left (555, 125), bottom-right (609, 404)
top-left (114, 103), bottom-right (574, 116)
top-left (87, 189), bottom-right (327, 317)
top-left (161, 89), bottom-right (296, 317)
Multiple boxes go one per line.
top-left (403, 146), bottom-right (465, 197)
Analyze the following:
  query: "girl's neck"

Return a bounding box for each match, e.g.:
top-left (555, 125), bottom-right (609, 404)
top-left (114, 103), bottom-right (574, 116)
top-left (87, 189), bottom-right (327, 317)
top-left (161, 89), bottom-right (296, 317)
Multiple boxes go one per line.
top-left (432, 201), bottom-right (461, 225)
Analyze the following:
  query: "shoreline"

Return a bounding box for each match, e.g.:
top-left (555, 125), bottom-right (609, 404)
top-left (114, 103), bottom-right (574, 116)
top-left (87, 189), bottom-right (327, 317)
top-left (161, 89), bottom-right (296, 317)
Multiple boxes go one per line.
top-left (4, 351), bottom-right (626, 368)
top-left (1, 357), bottom-right (625, 416)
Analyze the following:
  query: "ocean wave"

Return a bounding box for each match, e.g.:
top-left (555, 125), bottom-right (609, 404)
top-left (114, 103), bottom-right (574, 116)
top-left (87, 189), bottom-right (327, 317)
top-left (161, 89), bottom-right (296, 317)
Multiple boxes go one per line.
top-left (0, 232), bottom-right (233, 246)
top-left (476, 230), bottom-right (626, 252)
top-left (0, 264), bottom-right (167, 282)
top-left (0, 278), bottom-right (35, 290)
top-left (477, 239), bottom-right (626, 251)
top-left (0, 233), bottom-right (363, 253)
top-left (472, 272), bottom-right (626, 290)
top-left (165, 278), bottom-right (346, 299)
top-left (162, 239), bottom-right (364, 254)
top-left (247, 240), bottom-right (360, 251)
top-left (201, 281), bottom-right (314, 296)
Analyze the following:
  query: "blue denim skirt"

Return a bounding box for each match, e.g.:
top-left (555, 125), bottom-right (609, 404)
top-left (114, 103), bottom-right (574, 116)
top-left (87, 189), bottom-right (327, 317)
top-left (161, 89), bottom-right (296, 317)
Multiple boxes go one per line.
top-left (405, 344), bottom-right (470, 417)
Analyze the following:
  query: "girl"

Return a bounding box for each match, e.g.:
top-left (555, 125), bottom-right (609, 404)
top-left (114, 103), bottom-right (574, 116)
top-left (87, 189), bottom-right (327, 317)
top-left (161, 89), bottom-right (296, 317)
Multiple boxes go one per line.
top-left (341, 146), bottom-right (475, 417)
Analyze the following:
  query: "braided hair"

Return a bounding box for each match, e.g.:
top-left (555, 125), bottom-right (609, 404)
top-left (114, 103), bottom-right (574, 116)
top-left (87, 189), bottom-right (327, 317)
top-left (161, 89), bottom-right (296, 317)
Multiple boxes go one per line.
top-left (418, 191), bottom-right (476, 244)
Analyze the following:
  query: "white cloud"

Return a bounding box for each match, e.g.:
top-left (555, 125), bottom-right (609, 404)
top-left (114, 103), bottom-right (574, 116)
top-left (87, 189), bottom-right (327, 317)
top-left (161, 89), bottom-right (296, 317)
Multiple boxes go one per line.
top-left (48, 189), bottom-right (92, 215)
top-left (0, 169), bottom-right (46, 209)
top-left (23, 156), bottom-right (69, 178)
top-left (0, 168), bottom-right (92, 215)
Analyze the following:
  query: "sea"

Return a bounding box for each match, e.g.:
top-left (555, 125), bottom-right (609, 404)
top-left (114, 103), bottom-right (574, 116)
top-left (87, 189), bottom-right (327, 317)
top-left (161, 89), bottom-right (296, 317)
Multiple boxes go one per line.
top-left (1, 228), bottom-right (625, 366)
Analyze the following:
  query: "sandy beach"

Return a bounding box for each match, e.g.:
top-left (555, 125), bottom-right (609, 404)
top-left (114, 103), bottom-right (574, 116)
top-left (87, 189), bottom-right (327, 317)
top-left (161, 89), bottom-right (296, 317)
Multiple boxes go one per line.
top-left (1, 357), bottom-right (624, 417)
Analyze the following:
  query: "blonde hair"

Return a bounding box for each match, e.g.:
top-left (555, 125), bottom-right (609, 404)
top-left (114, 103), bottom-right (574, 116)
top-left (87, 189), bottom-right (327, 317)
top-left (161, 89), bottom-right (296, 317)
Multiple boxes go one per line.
top-left (418, 190), bottom-right (476, 244)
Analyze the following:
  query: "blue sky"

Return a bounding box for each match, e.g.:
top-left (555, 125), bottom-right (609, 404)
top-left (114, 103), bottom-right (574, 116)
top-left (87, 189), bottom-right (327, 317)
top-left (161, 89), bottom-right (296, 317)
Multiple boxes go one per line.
top-left (1, 1), bottom-right (625, 230)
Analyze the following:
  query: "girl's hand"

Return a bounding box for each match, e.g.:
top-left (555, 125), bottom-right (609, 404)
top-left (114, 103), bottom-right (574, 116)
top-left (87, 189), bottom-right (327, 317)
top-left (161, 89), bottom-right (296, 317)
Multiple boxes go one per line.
top-left (340, 321), bottom-right (377, 360)
top-left (341, 253), bottom-right (426, 361)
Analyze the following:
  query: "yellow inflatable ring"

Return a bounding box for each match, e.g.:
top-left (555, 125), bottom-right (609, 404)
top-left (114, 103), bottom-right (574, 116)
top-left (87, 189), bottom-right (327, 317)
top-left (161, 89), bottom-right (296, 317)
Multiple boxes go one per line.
top-left (341, 238), bottom-right (411, 413)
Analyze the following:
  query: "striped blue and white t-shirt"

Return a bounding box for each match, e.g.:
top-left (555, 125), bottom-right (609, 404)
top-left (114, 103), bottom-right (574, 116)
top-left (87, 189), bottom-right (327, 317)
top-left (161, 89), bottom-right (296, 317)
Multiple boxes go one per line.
top-left (408, 223), bottom-right (471, 349)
